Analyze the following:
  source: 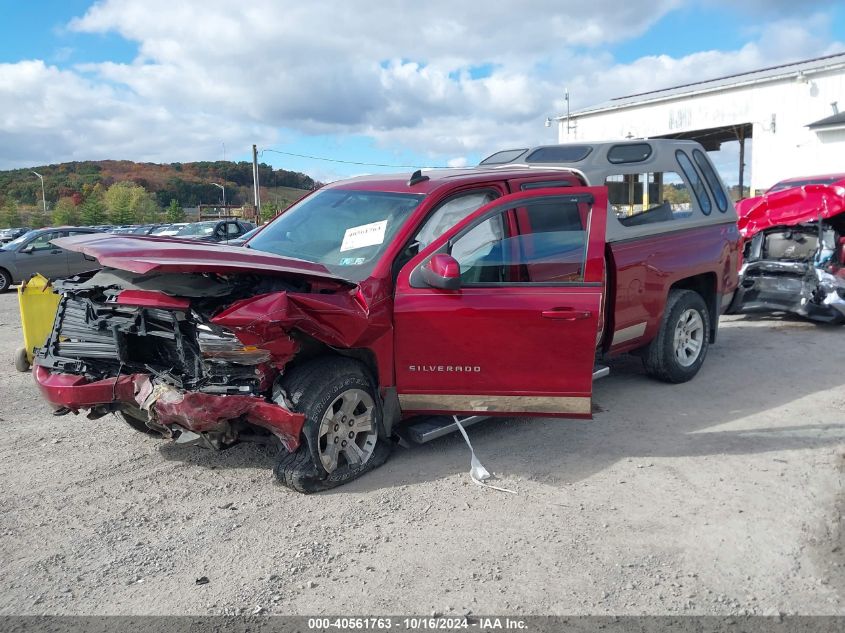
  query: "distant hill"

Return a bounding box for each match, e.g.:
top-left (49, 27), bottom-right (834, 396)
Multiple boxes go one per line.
top-left (0, 159), bottom-right (319, 211)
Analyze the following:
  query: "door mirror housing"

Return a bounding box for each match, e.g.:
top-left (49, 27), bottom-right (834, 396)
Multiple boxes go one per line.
top-left (20, 244), bottom-right (34, 254)
top-left (421, 253), bottom-right (461, 290)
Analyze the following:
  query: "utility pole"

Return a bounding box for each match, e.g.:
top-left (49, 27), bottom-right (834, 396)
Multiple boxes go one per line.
top-left (252, 144), bottom-right (261, 221)
top-left (32, 171), bottom-right (46, 214)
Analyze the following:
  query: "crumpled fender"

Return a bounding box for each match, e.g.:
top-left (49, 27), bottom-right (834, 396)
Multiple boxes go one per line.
top-left (211, 286), bottom-right (392, 351)
top-left (737, 184), bottom-right (845, 238)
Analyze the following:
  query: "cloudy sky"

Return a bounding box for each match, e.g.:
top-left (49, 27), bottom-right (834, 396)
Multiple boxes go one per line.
top-left (0, 0), bottom-right (843, 182)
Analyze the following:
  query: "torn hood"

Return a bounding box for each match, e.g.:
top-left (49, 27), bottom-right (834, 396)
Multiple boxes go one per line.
top-left (736, 184), bottom-right (845, 238)
top-left (52, 232), bottom-right (351, 284)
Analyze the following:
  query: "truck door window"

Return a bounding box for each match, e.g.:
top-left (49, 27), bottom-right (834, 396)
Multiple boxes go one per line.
top-left (394, 190), bottom-right (499, 278)
top-left (605, 171), bottom-right (693, 227)
top-left (414, 190), bottom-right (498, 250)
top-left (447, 198), bottom-right (588, 285)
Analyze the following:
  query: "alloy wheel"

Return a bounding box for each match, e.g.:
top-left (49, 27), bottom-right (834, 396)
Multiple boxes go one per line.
top-left (317, 388), bottom-right (377, 473)
top-left (673, 308), bottom-right (704, 367)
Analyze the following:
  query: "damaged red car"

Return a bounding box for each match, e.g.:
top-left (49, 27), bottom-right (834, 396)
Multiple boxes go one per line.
top-left (730, 174), bottom-right (845, 322)
top-left (33, 141), bottom-right (740, 492)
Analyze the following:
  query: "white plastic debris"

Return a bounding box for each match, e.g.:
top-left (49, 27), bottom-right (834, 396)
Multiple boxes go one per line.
top-left (452, 416), bottom-right (516, 494)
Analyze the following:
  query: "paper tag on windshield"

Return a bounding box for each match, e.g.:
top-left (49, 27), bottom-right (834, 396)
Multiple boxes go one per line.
top-left (340, 220), bottom-right (387, 252)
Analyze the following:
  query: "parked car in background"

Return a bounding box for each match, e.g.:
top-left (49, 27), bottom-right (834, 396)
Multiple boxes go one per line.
top-left (150, 223), bottom-right (188, 236)
top-left (225, 225), bottom-right (263, 247)
top-left (131, 224), bottom-right (166, 235)
top-left (0, 227), bottom-right (32, 244)
top-left (730, 173), bottom-right (845, 322)
top-left (0, 227), bottom-right (101, 292)
top-left (174, 219), bottom-right (254, 243)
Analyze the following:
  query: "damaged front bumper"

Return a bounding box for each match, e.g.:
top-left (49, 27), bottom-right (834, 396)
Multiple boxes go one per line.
top-left (34, 366), bottom-right (305, 451)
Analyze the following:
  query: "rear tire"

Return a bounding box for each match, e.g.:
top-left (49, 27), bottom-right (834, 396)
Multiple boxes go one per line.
top-left (0, 269), bottom-right (12, 293)
top-left (274, 357), bottom-right (391, 493)
top-left (643, 289), bottom-right (710, 384)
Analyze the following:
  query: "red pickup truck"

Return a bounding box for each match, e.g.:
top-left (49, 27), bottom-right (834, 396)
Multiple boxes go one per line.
top-left (33, 140), bottom-right (740, 492)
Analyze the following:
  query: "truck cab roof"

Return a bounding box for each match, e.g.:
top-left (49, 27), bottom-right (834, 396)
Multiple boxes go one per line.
top-left (325, 165), bottom-right (587, 195)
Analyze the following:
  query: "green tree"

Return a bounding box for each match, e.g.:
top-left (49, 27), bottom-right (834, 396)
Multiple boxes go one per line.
top-left (105, 182), bottom-right (134, 225)
top-left (80, 192), bottom-right (107, 226)
top-left (260, 202), bottom-right (280, 223)
top-left (165, 198), bottom-right (185, 222)
top-left (28, 207), bottom-right (49, 228)
top-left (104, 181), bottom-right (159, 224)
top-left (130, 186), bottom-right (158, 223)
top-left (52, 196), bottom-right (80, 226)
top-left (0, 199), bottom-right (21, 228)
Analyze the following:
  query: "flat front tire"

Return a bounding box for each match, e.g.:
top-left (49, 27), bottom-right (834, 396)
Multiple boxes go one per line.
top-left (643, 289), bottom-right (711, 383)
top-left (274, 357), bottom-right (391, 493)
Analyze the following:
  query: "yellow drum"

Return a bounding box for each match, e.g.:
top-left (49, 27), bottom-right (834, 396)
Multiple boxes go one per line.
top-left (15, 273), bottom-right (61, 372)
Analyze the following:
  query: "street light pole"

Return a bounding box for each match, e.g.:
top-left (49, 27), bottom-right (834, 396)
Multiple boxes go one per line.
top-left (211, 183), bottom-right (226, 217)
top-left (32, 171), bottom-right (46, 214)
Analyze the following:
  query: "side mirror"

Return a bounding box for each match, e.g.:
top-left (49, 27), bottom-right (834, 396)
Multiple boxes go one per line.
top-left (421, 253), bottom-right (461, 290)
top-left (20, 244), bottom-right (34, 254)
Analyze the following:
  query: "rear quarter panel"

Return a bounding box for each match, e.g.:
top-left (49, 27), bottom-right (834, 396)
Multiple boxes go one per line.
top-left (607, 222), bottom-right (740, 354)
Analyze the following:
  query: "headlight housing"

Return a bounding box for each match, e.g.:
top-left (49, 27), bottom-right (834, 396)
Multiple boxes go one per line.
top-left (196, 325), bottom-right (271, 365)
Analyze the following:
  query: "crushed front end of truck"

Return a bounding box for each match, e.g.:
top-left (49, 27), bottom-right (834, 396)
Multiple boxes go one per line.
top-left (31, 233), bottom-right (392, 476)
top-left (33, 270), bottom-right (310, 450)
top-left (730, 184), bottom-right (845, 323)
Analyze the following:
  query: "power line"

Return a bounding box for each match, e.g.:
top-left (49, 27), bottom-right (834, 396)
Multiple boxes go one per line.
top-left (260, 147), bottom-right (447, 169)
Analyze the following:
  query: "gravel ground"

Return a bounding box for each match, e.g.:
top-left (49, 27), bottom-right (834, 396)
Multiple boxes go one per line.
top-left (0, 290), bottom-right (843, 616)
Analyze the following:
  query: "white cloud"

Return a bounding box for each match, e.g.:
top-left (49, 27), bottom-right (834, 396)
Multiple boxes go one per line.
top-left (0, 1), bottom-right (841, 171)
top-left (446, 157), bottom-right (469, 168)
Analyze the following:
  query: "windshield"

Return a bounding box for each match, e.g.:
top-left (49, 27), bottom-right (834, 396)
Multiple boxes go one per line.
top-left (247, 189), bottom-right (424, 281)
top-left (176, 222), bottom-right (217, 237)
top-left (3, 230), bottom-right (39, 250)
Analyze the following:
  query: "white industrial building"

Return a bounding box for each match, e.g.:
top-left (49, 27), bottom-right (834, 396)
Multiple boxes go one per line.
top-left (555, 52), bottom-right (845, 195)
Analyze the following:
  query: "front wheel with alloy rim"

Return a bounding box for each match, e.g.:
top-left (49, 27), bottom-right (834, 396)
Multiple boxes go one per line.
top-left (274, 357), bottom-right (391, 493)
top-left (643, 289), bottom-right (711, 384)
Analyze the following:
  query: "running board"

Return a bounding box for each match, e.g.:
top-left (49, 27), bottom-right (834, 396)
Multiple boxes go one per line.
top-left (405, 415), bottom-right (486, 444)
top-left (593, 365), bottom-right (610, 380)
